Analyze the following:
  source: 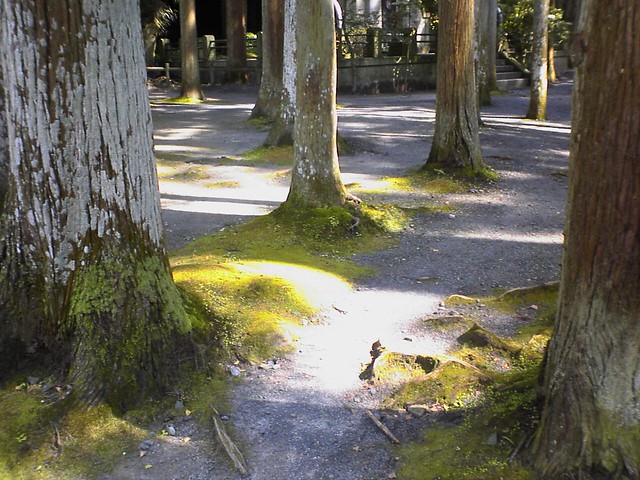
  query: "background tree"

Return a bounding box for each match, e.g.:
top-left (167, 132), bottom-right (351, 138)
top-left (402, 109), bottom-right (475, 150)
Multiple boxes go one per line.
top-left (179, 0), bottom-right (205, 100)
top-left (286, 0), bottom-right (346, 206)
top-left (426, 0), bottom-right (485, 170)
top-left (532, 0), bottom-right (640, 477)
top-left (0, 0), bottom-right (190, 407)
top-left (526, 0), bottom-right (549, 119)
top-left (226, 0), bottom-right (248, 83)
top-left (476, 0), bottom-right (498, 106)
top-left (252, 0), bottom-right (285, 119)
top-left (0, 68), bottom-right (7, 206)
top-left (264, 0), bottom-right (297, 146)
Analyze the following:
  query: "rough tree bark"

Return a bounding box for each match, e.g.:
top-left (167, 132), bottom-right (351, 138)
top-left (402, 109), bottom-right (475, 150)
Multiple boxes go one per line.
top-left (475, 0), bottom-right (498, 106)
top-left (0, 66), bottom-right (7, 206)
top-left (264, 0), bottom-right (297, 146)
top-left (532, 1), bottom-right (640, 477)
top-left (285, 0), bottom-right (346, 206)
top-left (0, 0), bottom-right (190, 408)
top-left (426, 0), bottom-right (485, 170)
top-left (180, 0), bottom-right (205, 100)
top-left (526, 0), bottom-right (549, 120)
top-left (226, 0), bottom-right (248, 83)
top-left (252, 0), bottom-right (285, 119)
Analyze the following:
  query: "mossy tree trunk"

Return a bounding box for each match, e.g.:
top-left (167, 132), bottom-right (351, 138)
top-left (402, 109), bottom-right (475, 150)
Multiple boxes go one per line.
top-left (252, 0), bottom-right (285, 120)
top-left (476, 0), bottom-right (498, 106)
top-left (0, 0), bottom-right (190, 408)
top-left (180, 0), bottom-right (205, 100)
top-left (286, 0), bottom-right (346, 207)
top-left (426, 0), bottom-right (485, 170)
top-left (526, 0), bottom-right (549, 120)
top-left (264, 0), bottom-right (297, 146)
top-left (532, 1), bottom-right (640, 477)
top-left (226, 0), bottom-right (248, 83)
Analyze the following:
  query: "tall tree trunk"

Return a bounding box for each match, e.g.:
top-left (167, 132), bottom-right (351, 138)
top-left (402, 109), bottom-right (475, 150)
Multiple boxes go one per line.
top-left (0, 66), bottom-right (7, 207)
top-left (476, 0), bottom-right (498, 106)
top-left (532, 1), bottom-right (640, 477)
top-left (426, 0), bottom-right (485, 170)
top-left (226, 0), bottom-right (248, 83)
top-left (286, 0), bottom-right (346, 206)
top-left (252, 0), bottom-right (285, 119)
top-left (547, 0), bottom-right (557, 82)
top-left (526, 0), bottom-right (549, 120)
top-left (0, 0), bottom-right (189, 408)
top-left (265, 0), bottom-right (297, 146)
top-left (180, 0), bottom-right (205, 100)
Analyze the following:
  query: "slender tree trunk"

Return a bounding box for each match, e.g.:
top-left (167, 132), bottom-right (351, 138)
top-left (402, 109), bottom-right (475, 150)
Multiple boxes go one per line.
top-left (526, 0), bottom-right (549, 120)
top-left (265, 0), bottom-right (297, 146)
top-left (226, 0), bottom-right (248, 83)
top-left (0, 0), bottom-right (189, 408)
top-left (252, 0), bottom-right (285, 119)
top-left (286, 0), bottom-right (346, 206)
top-left (532, 1), bottom-right (640, 477)
top-left (180, 0), bottom-right (205, 100)
top-left (547, 0), bottom-right (557, 82)
top-left (0, 66), bottom-right (7, 207)
top-left (426, 0), bottom-right (485, 170)
top-left (476, 0), bottom-right (498, 106)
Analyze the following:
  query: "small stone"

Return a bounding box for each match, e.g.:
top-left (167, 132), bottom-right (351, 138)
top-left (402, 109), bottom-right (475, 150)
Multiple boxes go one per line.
top-left (27, 376), bottom-right (40, 385)
top-left (388, 473), bottom-right (398, 479)
top-left (407, 405), bottom-right (428, 417)
top-left (448, 214), bottom-right (456, 219)
top-left (174, 400), bottom-right (185, 411)
top-left (403, 337), bottom-right (413, 342)
top-left (166, 425), bottom-right (176, 436)
top-left (529, 304), bottom-right (539, 311)
top-left (485, 432), bottom-right (498, 446)
top-left (220, 415), bottom-right (230, 421)
top-left (228, 365), bottom-right (241, 377)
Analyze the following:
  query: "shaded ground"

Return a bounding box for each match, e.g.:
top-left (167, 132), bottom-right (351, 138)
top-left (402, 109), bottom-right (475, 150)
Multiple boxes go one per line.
top-left (108, 80), bottom-right (571, 479)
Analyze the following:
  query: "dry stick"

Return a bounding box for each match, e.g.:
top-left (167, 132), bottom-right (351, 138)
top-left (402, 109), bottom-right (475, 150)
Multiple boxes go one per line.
top-left (212, 409), bottom-right (248, 475)
top-left (497, 281), bottom-right (560, 301)
top-left (365, 409), bottom-right (400, 445)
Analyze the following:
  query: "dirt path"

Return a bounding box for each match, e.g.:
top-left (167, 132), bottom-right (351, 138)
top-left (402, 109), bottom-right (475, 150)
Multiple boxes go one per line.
top-left (108, 81), bottom-right (571, 479)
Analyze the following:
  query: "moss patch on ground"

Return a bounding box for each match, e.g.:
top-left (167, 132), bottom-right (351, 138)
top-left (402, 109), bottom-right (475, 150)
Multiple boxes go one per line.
top-left (0, 368), bottom-right (230, 479)
top-left (240, 145), bottom-right (294, 166)
top-left (392, 286), bottom-right (558, 479)
top-left (170, 201), bottom-right (416, 363)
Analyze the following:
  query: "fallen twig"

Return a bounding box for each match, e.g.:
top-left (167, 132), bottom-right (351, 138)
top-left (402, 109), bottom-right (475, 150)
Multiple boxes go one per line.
top-left (498, 281), bottom-right (559, 301)
top-left (365, 409), bottom-right (400, 444)
top-left (212, 409), bottom-right (248, 475)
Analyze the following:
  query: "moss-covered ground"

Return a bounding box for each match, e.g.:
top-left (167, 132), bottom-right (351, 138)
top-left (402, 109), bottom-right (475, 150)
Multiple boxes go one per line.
top-left (386, 284), bottom-right (558, 480)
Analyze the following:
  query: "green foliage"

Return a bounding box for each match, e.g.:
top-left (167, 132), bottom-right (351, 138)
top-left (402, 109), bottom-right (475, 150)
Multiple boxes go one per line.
top-left (500, 0), bottom-right (571, 66)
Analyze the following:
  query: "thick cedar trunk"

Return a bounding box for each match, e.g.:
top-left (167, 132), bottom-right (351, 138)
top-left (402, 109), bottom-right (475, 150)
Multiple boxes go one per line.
top-left (427, 0), bottom-right (484, 170)
top-left (532, 1), bottom-right (640, 477)
top-left (526, 0), bottom-right (549, 120)
top-left (264, 0), bottom-right (296, 146)
top-left (286, 0), bottom-right (346, 206)
top-left (0, 0), bottom-right (189, 407)
top-left (180, 0), bottom-right (205, 100)
top-left (252, 0), bottom-right (285, 120)
top-left (226, 0), bottom-right (248, 83)
top-left (476, 0), bottom-right (498, 106)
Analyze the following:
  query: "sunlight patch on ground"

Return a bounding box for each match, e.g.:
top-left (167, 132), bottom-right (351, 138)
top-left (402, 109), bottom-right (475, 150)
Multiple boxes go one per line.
top-left (290, 288), bottom-right (446, 393)
top-left (161, 198), bottom-right (274, 216)
top-left (451, 229), bottom-right (563, 245)
top-left (232, 261), bottom-right (352, 309)
top-left (155, 144), bottom-right (219, 155)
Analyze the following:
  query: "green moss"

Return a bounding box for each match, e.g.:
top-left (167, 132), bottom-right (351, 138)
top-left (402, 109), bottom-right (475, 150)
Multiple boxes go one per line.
top-left (388, 361), bottom-right (488, 410)
top-left (0, 384), bottom-right (146, 480)
top-left (68, 254), bottom-right (190, 408)
top-left (241, 145), bottom-right (294, 166)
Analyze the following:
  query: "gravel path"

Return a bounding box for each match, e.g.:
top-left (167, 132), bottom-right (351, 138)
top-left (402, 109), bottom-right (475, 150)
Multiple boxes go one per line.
top-left (108, 80), bottom-right (571, 479)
